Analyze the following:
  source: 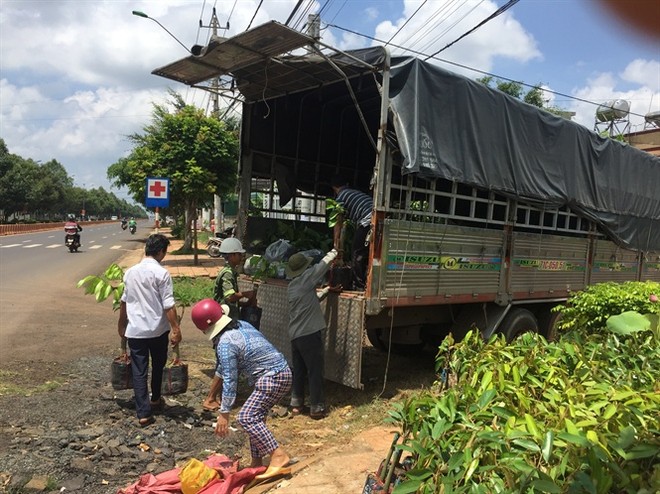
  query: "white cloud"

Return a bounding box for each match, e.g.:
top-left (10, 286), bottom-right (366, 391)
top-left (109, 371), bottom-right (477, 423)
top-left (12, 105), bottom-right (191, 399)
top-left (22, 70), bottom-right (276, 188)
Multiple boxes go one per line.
top-left (365, 7), bottom-right (379, 21)
top-left (371, 0), bottom-right (540, 77)
top-left (568, 70), bottom-right (660, 133)
top-left (620, 59), bottom-right (660, 87)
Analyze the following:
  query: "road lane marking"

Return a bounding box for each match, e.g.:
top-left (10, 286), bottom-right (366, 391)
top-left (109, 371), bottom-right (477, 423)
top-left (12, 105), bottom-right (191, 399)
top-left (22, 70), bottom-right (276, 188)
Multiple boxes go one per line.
top-left (0, 244), bottom-right (22, 248)
top-left (110, 245), bottom-right (123, 249)
top-left (89, 245), bottom-right (103, 249)
top-left (46, 244), bottom-right (61, 248)
top-left (24, 244), bottom-right (43, 248)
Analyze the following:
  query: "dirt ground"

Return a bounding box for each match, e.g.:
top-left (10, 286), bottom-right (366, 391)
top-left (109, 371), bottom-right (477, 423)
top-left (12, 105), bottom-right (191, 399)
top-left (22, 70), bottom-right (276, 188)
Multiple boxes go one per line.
top-left (0, 335), bottom-right (438, 493)
top-left (0, 236), bottom-right (440, 493)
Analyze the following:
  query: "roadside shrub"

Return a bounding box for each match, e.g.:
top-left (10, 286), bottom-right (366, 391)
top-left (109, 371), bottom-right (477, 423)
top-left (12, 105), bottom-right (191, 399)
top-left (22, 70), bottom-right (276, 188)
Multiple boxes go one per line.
top-left (553, 281), bottom-right (660, 334)
top-left (388, 328), bottom-right (659, 493)
top-left (78, 265), bottom-right (214, 316)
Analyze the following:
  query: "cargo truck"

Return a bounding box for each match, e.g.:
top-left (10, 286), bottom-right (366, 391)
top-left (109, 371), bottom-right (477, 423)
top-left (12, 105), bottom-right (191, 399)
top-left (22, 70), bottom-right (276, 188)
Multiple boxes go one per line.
top-left (153, 22), bottom-right (660, 389)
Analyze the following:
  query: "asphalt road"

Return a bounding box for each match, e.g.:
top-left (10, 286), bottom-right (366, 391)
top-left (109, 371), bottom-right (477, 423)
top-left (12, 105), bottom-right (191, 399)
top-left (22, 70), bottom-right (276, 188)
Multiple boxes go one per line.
top-left (0, 221), bottom-right (149, 365)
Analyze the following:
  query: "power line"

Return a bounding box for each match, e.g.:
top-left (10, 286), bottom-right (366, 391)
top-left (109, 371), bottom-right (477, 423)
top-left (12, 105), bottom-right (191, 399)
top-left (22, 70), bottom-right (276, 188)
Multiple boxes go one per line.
top-left (415, 1), bottom-right (484, 55)
top-left (226, 0), bottom-right (239, 27)
top-left (385, 0), bottom-right (429, 47)
top-left (328, 0), bottom-right (348, 25)
top-left (424, 0), bottom-right (519, 60)
top-left (325, 22), bottom-right (651, 120)
top-left (245, 0), bottom-right (264, 31)
top-left (285, 0), bottom-right (305, 26)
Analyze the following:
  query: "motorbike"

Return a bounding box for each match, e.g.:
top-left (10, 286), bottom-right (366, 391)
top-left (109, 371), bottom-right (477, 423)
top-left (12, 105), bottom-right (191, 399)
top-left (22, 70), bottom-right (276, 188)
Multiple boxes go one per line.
top-left (129, 224), bottom-right (136, 235)
top-left (64, 231), bottom-right (80, 253)
top-left (121, 221), bottom-right (127, 230)
top-left (206, 226), bottom-right (234, 258)
top-left (207, 236), bottom-right (223, 257)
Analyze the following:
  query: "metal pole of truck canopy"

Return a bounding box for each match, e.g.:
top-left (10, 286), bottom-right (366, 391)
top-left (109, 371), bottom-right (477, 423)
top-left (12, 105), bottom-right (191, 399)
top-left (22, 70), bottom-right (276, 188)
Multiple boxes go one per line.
top-left (310, 45), bottom-right (378, 154)
top-left (373, 49), bottom-right (391, 207)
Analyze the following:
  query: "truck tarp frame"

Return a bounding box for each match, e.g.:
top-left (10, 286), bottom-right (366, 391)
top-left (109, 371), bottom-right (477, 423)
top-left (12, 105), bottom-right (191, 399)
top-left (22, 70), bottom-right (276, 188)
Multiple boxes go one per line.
top-left (387, 57), bottom-right (660, 253)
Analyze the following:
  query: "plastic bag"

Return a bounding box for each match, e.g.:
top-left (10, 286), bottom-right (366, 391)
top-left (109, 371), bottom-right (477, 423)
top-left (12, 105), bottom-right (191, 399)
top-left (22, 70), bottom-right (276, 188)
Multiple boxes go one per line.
top-left (264, 239), bottom-right (296, 263)
top-left (244, 255), bottom-right (269, 276)
top-left (179, 458), bottom-right (219, 494)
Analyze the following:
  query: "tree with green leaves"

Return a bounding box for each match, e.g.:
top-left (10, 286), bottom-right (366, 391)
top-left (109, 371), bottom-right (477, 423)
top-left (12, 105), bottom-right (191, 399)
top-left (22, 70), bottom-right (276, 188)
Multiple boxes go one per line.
top-left (477, 76), bottom-right (570, 118)
top-left (107, 92), bottom-right (239, 250)
top-left (0, 151), bottom-right (39, 221)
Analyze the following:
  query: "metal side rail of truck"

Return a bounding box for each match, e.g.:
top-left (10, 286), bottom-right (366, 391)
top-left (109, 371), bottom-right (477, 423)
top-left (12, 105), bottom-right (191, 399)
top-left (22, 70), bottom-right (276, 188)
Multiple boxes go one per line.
top-left (152, 21), bottom-right (660, 390)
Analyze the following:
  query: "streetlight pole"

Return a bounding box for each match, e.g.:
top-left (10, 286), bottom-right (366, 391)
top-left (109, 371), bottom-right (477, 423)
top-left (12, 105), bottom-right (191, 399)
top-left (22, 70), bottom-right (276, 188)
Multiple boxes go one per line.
top-left (132, 11), bottom-right (191, 53)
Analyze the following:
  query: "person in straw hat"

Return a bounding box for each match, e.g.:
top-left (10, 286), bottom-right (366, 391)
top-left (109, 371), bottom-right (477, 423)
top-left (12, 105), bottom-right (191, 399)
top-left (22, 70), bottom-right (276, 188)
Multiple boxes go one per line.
top-left (286, 248), bottom-right (339, 420)
top-left (191, 299), bottom-right (292, 479)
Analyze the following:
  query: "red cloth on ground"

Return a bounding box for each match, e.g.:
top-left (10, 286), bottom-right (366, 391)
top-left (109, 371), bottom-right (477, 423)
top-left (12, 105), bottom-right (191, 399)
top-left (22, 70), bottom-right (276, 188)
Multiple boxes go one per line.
top-left (117, 454), bottom-right (267, 494)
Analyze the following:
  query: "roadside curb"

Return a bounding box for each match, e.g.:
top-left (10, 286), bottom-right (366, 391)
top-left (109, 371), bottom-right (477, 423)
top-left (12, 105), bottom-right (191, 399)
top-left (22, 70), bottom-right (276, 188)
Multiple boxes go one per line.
top-left (115, 229), bottom-right (223, 279)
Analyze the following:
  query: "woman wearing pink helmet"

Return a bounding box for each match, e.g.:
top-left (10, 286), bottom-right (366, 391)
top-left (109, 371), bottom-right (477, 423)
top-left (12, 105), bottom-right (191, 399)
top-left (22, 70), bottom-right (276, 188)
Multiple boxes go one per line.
top-left (191, 298), bottom-right (292, 480)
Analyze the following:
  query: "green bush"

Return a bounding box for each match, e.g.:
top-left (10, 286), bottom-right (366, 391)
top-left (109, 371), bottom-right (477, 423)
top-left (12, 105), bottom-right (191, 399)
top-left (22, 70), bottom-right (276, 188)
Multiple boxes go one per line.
top-left (553, 281), bottom-right (660, 334)
top-left (389, 327), bottom-right (659, 493)
top-left (78, 266), bottom-right (214, 316)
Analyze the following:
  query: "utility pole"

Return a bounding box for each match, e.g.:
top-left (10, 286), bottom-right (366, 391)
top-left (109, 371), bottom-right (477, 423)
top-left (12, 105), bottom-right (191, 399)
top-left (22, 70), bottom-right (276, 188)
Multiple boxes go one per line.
top-left (306, 13), bottom-right (320, 53)
top-left (201, 8), bottom-right (227, 233)
top-left (209, 10), bottom-right (224, 232)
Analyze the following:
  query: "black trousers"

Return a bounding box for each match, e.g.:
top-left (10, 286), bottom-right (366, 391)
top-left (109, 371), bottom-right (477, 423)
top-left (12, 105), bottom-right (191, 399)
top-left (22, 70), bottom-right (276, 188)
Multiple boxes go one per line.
top-left (290, 330), bottom-right (325, 411)
top-left (351, 224), bottom-right (370, 290)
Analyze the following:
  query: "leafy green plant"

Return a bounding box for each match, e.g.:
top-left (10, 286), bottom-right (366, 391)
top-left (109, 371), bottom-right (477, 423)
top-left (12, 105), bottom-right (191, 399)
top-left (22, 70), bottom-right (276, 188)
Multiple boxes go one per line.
top-left (77, 265), bottom-right (214, 320)
top-left (552, 281), bottom-right (660, 334)
top-left (388, 328), bottom-right (660, 493)
top-left (326, 198), bottom-right (345, 228)
top-left (77, 263), bottom-right (125, 310)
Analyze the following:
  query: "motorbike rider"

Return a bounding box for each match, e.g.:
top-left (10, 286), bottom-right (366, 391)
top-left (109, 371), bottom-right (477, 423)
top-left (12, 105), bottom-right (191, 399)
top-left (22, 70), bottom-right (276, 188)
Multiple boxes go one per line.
top-left (128, 217), bottom-right (137, 232)
top-left (121, 217), bottom-right (128, 229)
top-left (64, 214), bottom-right (82, 245)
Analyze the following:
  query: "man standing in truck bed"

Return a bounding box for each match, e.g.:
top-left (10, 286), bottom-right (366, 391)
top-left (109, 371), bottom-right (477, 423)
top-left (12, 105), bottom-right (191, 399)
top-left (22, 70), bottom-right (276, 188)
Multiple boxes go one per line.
top-left (331, 175), bottom-right (373, 291)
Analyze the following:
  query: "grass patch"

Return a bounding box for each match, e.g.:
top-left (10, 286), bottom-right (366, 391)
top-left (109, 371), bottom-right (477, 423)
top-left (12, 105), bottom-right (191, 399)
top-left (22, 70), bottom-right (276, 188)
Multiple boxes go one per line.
top-left (0, 369), bottom-right (63, 396)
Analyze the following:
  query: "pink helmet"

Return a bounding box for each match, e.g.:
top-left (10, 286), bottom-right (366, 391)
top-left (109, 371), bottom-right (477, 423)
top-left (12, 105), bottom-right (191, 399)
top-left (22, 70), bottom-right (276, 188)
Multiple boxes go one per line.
top-left (191, 298), bottom-right (224, 331)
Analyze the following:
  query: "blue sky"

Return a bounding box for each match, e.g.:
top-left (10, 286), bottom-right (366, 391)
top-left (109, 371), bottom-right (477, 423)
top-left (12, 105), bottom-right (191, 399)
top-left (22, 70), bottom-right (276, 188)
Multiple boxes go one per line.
top-left (1, 0), bottom-right (658, 202)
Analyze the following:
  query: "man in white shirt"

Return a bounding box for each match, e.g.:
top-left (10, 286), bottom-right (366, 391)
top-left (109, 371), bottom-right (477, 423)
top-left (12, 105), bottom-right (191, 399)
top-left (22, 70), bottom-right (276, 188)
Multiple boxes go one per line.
top-left (118, 234), bottom-right (181, 426)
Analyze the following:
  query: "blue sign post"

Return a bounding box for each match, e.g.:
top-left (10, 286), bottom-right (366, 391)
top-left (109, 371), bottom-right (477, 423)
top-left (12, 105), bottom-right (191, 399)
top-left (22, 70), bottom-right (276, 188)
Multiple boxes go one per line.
top-left (145, 177), bottom-right (170, 208)
top-left (146, 177), bottom-right (170, 230)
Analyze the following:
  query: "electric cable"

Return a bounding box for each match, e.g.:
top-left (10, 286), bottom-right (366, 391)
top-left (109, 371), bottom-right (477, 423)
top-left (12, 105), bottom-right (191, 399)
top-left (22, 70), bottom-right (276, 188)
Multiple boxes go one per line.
top-left (291, 0), bottom-right (316, 32)
top-left (384, 0), bottom-right (429, 47)
top-left (416, 1), bottom-right (484, 55)
top-left (399, 0), bottom-right (465, 53)
top-left (325, 22), bottom-right (652, 121)
top-left (327, 0), bottom-right (347, 25)
top-left (195, 0), bottom-right (207, 45)
top-left (285, 0), bottom-right (305, 26)
top-left (226, 0), bottom-right (238, 26)
top-left (424, 0), bottom-right (519, 60)
top-left (245, 0), bottom-right (264, 31)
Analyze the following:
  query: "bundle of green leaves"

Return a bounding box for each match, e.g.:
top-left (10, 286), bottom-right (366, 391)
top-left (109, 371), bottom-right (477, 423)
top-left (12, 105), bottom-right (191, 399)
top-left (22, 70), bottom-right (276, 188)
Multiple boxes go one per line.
top-left (553, 281), bottom-right (660, 334)
top-left (78, 265), bottom-right (214, 321)
top-left (388, 283), bottom-right (660, 493)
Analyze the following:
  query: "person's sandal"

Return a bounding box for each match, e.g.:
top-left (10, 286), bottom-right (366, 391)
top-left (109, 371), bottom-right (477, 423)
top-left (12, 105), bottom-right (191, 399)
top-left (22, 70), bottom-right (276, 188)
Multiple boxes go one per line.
top-left (138, 416), bottom-right (155, 427)
top-left (310, 409), bottom-right (327, 420)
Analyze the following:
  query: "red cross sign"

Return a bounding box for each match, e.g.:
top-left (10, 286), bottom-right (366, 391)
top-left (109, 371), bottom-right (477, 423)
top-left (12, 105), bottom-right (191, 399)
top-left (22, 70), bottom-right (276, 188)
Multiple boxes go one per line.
top-left (145, 177), bottom-right (170, 208)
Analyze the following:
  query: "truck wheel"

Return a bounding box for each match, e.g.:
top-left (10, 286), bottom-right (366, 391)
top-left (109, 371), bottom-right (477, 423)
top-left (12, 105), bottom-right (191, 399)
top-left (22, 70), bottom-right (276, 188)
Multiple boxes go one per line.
top-left (499, 308), bottom-right (538, 342)
top-left (366, 328), bottom-right (425, 354)
top-left (366, 328), bottom-right (388, 351)
top-left (538, 310), bottom-right (562, 341)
